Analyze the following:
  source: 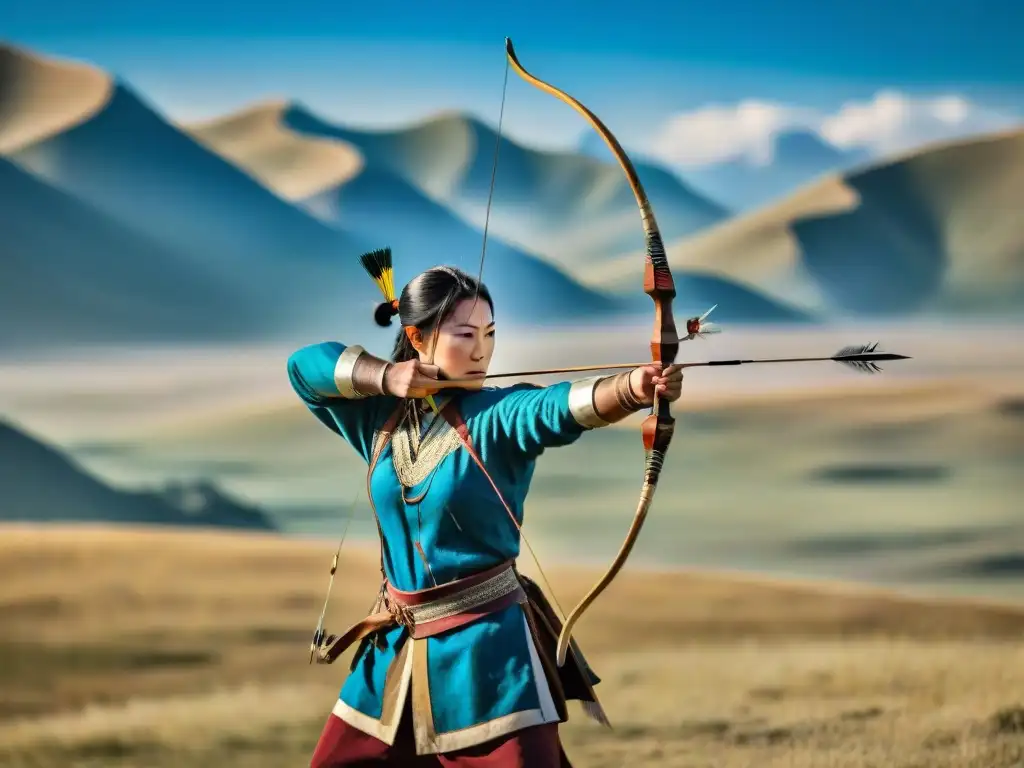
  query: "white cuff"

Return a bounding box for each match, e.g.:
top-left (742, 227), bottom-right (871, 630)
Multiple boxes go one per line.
top-left (568, 376), bottom-right (610, 429)
top-left (333, 345), bottom-right (370, 399)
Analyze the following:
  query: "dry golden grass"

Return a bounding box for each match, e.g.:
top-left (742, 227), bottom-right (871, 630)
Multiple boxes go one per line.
top-left (2, 524), bottom-right (1023, 767)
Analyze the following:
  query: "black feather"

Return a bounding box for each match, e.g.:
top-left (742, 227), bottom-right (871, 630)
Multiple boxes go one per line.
top-left (359, 247), bottom-right (392, 281)
top-left (835, 341), bottom-right (879, 358)
top-left (832, 341), bottom-right (884, 374)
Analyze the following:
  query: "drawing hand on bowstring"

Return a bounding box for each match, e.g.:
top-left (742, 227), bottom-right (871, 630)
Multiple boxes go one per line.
top-left (384, 359), bottom-right (442, 401)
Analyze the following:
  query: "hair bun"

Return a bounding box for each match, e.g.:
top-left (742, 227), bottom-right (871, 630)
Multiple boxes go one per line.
top-left (373, 299), bottom-right (400, 327)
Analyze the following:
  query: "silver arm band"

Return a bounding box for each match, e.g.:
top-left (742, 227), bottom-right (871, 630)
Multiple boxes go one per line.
top-left (568, 376), bottom-right (610, 429)
top-left (333, 345), bottom-right (371, 399)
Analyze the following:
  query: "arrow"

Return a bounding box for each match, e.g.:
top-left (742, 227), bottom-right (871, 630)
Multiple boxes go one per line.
top-left (434, 343), bottom-right (910, 388)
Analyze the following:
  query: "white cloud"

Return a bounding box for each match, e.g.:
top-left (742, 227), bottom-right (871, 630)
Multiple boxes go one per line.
top-left (648, 91), bottom-right (1019, 168)
top-left (819, 90), bottom-right (1016, 156)
top-left (648, 100), bottom-right (818, 167)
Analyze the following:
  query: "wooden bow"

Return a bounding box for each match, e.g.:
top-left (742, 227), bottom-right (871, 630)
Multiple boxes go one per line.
top-left (503, 38), bottom-right (680, 667)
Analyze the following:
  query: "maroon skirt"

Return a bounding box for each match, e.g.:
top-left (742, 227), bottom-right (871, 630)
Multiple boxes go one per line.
top-left (310, 700), bottom-right (574, 768)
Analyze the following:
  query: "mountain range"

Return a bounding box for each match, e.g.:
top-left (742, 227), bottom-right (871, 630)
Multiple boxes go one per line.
top-left (187, 101), bottom-right (628, 321)
top-left (268, 105), bottom-right (732, 271)
top-left (1, 41), bottom-right (1022, 354)
top-left (579, 128), bottom-right (870, 212)
top-left (0, 418), bottom-right (275, 530)
top-left (0, 155), bottom-right (261, 347)
top-left (187, 100), bottom-right (806, 325)
top-left (590, 126), bottom-right (1024, 318)
top-left (0, 45), bottom-right (367, 344)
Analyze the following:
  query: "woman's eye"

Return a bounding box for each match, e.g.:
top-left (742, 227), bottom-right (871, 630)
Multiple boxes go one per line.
top-left (486, 330), bottom-right (496, 338)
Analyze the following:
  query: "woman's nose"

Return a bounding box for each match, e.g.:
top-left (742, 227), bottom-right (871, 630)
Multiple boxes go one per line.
top-left (471, 338), bottom-right (486, 360)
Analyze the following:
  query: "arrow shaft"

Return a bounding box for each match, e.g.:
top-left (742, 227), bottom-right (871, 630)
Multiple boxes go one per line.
top-left (473, 362), bottom-right (641, 379)
top-left (435, 352), bottom-right (905, 388)
top-left (691, 355), bottom-right (835, 368)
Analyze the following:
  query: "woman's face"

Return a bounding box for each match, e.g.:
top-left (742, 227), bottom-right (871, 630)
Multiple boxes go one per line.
top-left (416, 297), bottom-right (495, 385)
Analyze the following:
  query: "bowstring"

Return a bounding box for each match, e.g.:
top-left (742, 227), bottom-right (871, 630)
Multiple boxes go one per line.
top-left (318, 49), bottom-right (560, 644)
top-left (469, 53), bottom-right (510, 313)
top-left (313, 485), bottom-right (362, 648)
top-left (465, 49), bottom-right (567, 622)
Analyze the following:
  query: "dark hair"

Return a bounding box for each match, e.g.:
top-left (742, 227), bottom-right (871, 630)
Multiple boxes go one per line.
top-left (374, 266), bottom-right (494, 363)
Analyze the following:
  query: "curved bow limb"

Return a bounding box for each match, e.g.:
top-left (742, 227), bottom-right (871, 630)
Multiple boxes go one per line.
top-left (504, 38), bottom-right (680, 668)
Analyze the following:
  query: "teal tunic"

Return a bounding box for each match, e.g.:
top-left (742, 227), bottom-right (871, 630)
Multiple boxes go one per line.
top-left (287, 341), bottom-right (601, 754)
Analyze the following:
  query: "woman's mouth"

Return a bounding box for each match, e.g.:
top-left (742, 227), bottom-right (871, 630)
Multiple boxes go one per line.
top-left (464, 370), bottom-right (487, 378)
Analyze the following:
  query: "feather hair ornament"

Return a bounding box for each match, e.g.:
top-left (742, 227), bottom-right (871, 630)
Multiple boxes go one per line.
top-left (359, 247), bottom-right (402, 326)
top-left (357, 246), bottom-right (438, 414)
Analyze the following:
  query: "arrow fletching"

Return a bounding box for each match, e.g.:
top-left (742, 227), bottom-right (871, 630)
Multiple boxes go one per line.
top-left (831, 342), bottom-right (909, 374)
top-left (698, 304), bottom-right (718, 323)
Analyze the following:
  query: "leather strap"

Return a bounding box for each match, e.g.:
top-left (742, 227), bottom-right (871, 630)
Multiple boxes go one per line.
top-left (313, 401), bottom-right (404, 665)
top-left (315, 562), bottom-right (525, 663)
top-left (437, 404), bottom-right (522, 535)
top-left (368, 401), bottom-right (407, 583)
top-left (438, 400), bottom-right (610, 725)
top-left (313, 396), bottom-right (609, 726)
top-left (316, 398), bottom-right (524, 664)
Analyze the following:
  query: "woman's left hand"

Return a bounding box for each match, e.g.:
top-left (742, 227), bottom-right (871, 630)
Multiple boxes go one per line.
top-left (629, 363), bottom-right (685, 405)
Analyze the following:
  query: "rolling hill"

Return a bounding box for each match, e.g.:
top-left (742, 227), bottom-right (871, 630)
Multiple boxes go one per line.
top-left (273, 105), bottom-right (730, 273)
top-left (0, 44), bottom-right (811, 336)
top-left (0, 41), bottom-right (112, 153)
top-left (679, 129), bottom-right (870, 211)
top-left (0, 156), bottom-right (264, 349)
top-left (591, 127), bottom-right (1024, 318)
top-left (0, 44), bottom-right (381, 336)
top-left (186, 98), bottom-right (365, 200)
top-left (189, 101), bottom-right (811, 325)
top-left (0, 46), bottom-right (362, 265)
top-left (0, 419), bottom-right (275, 530)
top-left (187, 101), bottom-right (623, 323)
top-left (578, 127), bottom-right (868, 211)
top-left (0, 45), bottom-right (619, 334)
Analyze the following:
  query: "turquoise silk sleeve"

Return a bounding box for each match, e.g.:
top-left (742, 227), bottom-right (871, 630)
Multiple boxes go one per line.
top-left (485, 379), bottom-right (607, 460)
top-left (286, 341), bottom-right (395, 462)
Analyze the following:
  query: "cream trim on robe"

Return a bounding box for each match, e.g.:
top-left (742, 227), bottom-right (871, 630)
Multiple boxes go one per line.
top-left (331, 609), bottom-right (560, 754)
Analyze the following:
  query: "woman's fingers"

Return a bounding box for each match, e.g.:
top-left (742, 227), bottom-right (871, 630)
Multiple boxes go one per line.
top-left (653, 367), bottom-right (684, 384)
top-left (408, 360), bottom-right (441, 393)
top-left (662, 364), bottom-right (684, 378)
top-left (416, 362), bottom-right (441, 379)
top-left (653, 367), bottom-right (684, 401)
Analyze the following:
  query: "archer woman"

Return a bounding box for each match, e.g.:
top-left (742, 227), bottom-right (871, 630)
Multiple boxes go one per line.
top-left (287, 249), bottom-right (684, 767)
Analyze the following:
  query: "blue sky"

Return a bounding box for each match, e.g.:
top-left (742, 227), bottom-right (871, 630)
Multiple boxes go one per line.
top-left (6, 0), bottom-right (1023, 150)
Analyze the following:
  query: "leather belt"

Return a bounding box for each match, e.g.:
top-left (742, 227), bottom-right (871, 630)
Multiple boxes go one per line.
top-left (313, 560), bottom-right (526, 664)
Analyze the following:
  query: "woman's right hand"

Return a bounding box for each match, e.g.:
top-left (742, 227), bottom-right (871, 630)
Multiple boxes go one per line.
top-left (384, 360), bottom-right (442, 399)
